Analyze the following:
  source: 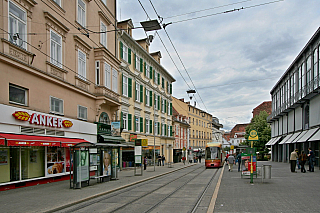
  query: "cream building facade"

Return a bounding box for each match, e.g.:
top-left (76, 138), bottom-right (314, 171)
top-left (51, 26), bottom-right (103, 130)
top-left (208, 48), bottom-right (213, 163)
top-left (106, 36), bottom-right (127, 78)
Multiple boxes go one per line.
top-left (0, 0), bottom-right (121, 188)
top-left (117, 20), bottom-right (175, 165)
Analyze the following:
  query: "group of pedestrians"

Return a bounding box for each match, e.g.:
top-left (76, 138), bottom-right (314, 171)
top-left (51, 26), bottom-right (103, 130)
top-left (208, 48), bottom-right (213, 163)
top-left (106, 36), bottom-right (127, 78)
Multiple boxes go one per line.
top-left (290, 147), bottom-right (315, 173)
top-left (157, 154), bottom-right (166, 166)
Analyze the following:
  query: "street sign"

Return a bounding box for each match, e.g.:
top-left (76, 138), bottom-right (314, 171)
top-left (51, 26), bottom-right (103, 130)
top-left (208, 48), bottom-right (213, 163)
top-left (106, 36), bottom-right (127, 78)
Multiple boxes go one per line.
top-left (246, 147), bottom-right (256, 155)
top-left (248, 130), bottom-right (259, 141)
top-left (231, 145), bottom-right (234, 150)
top-left (142, 139), bottom-right (148, 147)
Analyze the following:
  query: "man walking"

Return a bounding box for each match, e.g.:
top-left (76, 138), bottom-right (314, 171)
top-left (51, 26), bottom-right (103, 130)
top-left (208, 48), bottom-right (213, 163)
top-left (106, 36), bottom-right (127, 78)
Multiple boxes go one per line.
top-left (308, 147), bottom-right (315, 172)
top-left (157, 154), bottom-right (162, 166)
top-left (290, 149), bottom-right (299, 172)
top-left (237, 152), bottom-right (242, 172)
top-left (227, 154), bottom-right (235, 171)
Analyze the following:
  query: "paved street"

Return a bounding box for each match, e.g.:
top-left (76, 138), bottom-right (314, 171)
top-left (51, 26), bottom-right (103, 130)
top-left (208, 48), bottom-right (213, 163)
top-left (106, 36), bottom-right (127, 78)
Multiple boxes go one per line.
top-left (0, 161), bottom-right (319, 213)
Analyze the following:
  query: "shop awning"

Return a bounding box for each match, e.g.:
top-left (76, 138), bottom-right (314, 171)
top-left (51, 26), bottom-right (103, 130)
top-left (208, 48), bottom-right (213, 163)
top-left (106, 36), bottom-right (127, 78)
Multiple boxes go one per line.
top-left (308, 128), bottom-right (320, 142)
top-left (297, 128), bottom-right (319, 143)
top-left (0, 133), bottom-right (61, 146)
top-left (270, 136), bottom-right (282, 145)
top-left (59, 138), bottom-right (89, 147)
top-left (0, 137), bottom-right (5, 145)
top-left (286, 132), bottom-right (302, 144)
top-left (98, 134), bottom-right (126, 143)
top-left (265, 138), bottom-right (276, 146)
top-left (292, 131), bottom-right (307, 143)
top-left (0, 133), bottom-right (89, 147)
top-left (279, 134), bottom-right (293, 144)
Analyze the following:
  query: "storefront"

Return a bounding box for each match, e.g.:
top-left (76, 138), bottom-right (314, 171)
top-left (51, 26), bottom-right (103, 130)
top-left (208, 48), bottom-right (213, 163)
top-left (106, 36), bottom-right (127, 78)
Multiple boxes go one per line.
top-left (0, 104), bottom-right (96, 190)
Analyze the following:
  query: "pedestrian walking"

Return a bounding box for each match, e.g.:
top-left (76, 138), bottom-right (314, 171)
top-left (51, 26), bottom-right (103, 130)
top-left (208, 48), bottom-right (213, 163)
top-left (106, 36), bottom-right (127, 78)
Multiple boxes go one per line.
top-left (162, 155), bottom-right (165, 166)
top-left (299, 150), bottom-right (307, 173)
top-left (296, 150), bottom-right (300, 170)
top-left (227, 154), bottom-right (235, 171)
top-left (144, 156), bottom-right (147, 170)
top-left (290, 149), bottom-right (299, 172)
top-left (237, 152), bottom-right (242, 172)
top-left (198, 154), bottom-right (202, 163)
top-left (158, 154), bottom-right (162, 166)
top-left (307, 147), bottom-right (315, 172)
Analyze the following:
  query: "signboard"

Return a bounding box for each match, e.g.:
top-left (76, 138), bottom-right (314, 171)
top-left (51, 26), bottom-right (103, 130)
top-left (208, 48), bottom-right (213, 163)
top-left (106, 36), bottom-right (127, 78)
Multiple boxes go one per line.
top-left (142, 139), bottom-right (148, 147)
top-left (241, 153), bottom-right (256, 176)
top-left (12, 111), bottom-right (73, 128)
top-left (248, 130), bottom-right (259, 141)
top-left (111, 122), bottom-right (121, 136)
top-left (130, 134), bottom-right (137, 142)
top-left (231, 145), bottom-right (234, 150)
top-left (96, 122), bottom-right (111, 135)
top-left (135, 140), bottom-right (142, 164)
top-left (246, 147), bottom-right (256, 155)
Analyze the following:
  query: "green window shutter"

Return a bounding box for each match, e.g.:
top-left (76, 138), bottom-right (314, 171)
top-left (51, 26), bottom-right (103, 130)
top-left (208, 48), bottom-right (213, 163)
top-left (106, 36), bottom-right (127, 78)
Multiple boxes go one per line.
top-left (149, 91), bottom-right (153, 107)
top-left (134, 81), bottom-right (137, 100)
top-left (134, 116), bottom-right (136, 132)
top-left (144, 62), bottom-right (146, 76)
top-left (157, 73), bottom-right (160, 85)
top-left (162, 77), bottom-right (164, 88)
top-left (164, 99), bottom-right (167, 113)
top-left (161, 97), bottom-right (163, 111)
top-left (165, 124), bottom-right (167, 136)
top-left (134, 53), bottom-right (136, 68)
top-left (170, 84), bottom-right (172, 94)
top-left (170, 126), bottom-right (173, 137)
top-left (128, 48), bottom-right (131, 64)
top-left (158, 95), bottom-right (160, 110)
top-left (128, 114), bottom-right (132, 130)
top-left (120, 41), bottom-right (123, 59)
top-left (158, 122), bottom-right (160, 135)
top-left (150, 66), bottom-right (153, 79)
top-left (150, 120), bottom-right (152, 134)
top-left (140, 85), bottom-right (143, 103)
top-left (120, 112), bottom-right (123, 128)
top-left (140, 58), bottom-right (143, 72)
top-left (154, 95), bottom-right (156, 109)
top-left (140, 117), bottom-right (143, 133)
top-left (170, 103), bottom-right (172, 115)
top-left (128, 78), bottom-right (132, 98)
top-left (145, 118), bottom-right (147, 133)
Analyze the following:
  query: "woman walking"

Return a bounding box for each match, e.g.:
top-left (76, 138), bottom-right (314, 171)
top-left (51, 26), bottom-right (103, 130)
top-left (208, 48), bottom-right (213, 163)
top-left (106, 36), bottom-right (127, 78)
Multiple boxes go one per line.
top-left (299, 150), bottom-right (307, 173)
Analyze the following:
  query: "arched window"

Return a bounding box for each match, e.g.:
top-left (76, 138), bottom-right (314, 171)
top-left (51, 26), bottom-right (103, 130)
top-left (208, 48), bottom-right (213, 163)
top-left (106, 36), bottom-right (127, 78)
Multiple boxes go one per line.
top-left (99, 112), bottom-right (110, 124)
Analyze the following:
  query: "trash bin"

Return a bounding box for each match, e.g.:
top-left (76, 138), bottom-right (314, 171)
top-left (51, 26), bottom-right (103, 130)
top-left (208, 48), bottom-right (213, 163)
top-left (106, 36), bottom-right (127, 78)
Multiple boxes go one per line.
top-left (263, 165), bottom-right (272, 179)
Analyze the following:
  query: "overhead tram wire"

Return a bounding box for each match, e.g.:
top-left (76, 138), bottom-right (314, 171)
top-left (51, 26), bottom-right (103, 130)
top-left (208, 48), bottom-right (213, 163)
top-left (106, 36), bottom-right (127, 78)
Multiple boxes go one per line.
top-left (164, 0), bottom-right (254, 19)
top-left (137, 0), bottom-right (193, 92)
top-left (171, 0), bottom-right (285, 24)
top-left (148, 0), bottom-right (209, 113)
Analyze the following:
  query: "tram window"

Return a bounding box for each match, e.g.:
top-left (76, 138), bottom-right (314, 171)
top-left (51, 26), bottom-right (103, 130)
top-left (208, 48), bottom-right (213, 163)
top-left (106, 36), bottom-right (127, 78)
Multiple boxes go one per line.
top-left (206, 147), bottom-right (218, 159)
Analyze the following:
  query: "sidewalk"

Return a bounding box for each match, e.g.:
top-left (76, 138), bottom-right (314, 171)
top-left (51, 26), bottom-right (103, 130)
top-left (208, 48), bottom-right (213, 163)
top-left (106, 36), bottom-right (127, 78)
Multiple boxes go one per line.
top-left (214, 161), bottom-right (319, 213)
top-left (0, 162), bottom-right (195, 213)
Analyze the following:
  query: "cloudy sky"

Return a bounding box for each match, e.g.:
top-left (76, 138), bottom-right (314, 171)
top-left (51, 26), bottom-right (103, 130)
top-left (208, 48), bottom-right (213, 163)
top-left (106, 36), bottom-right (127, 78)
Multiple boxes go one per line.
top-left (117, 0), bottom-right (320, 131)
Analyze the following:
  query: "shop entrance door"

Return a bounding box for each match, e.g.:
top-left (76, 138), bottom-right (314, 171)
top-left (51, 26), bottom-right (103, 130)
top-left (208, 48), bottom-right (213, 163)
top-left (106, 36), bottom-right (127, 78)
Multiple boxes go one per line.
top-left (10, 147), bottom-right (20, 181)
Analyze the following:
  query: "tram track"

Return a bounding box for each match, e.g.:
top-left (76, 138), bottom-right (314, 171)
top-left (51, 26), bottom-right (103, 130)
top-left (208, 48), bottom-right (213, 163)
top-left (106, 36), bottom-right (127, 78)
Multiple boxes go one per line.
top-left (53, 164), bottom-right (205, 213)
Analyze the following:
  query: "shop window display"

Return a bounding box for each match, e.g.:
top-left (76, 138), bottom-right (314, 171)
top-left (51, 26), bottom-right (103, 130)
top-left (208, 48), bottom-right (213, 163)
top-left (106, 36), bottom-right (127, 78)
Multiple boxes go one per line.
top-left (22, 146), bottom-right (45, 180)
top-left (47, 147), bottom-right (65, 175)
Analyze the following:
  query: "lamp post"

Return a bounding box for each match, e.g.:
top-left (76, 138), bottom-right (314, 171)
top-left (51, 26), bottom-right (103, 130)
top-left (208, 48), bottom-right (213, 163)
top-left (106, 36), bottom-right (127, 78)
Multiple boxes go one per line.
top-left (153, 104), bottom-right (156, 171)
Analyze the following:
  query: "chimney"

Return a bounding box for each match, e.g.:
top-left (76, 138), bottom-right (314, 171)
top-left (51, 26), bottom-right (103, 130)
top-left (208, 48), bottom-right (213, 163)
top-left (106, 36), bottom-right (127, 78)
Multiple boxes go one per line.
top-left (150, 51), bottom-right (162, 64)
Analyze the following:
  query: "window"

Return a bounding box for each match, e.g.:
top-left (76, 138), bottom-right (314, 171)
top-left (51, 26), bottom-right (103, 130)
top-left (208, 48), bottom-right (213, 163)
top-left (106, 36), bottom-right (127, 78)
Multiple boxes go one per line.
top-left (146, 89), bottom-right (150, 106)
top-left (135, 116), bottom-right (140, 132)
top-left (135, 82), bottom-right (140, 101)
top-left (78, 50), bottom-right (86, 80)
top-left (77, 0), bottom-right (86, 27)
top-left (78, 105), bottom-right (87, 120)
top-left (112, 69), bottom-right (118, 92)
top-left (50, 30), bottom-right (62, 68)
top-left (122, 112), bottom-right (127, 130)
top-left (100, 22), bottom-right (107, 47)
top-left (162, 77), bottom-right (164, 88)
top-left (104, 62), bottom-right (111, 89)
top-left (123, 75), bottom-right (128, 97)
top-left (9, 1), bottom-right (26, 49)
top-left (120, 42), bottom-right (131, 64)
top-left (9, 84), bottom-right (28, 105)
top-left (52, 0), bottom-right (61, 6)
top-left (162, 98), bottom-right (165, 113)
top-left (145, 63), bottom-right (150, 78)
top-left (135, 54), bottom-right (140, 71)
top-left (50, 96), bottom-right (63, 114)
top-left (155, 70), bottom-right (158, 84)
top-left (146, 118), bottom-right (149, 134)
top-left (162, 124), bottom-right (165, 136)
top-left (313, 47), bottom-right (319, 90)
top-left (154, 94), bottom-right (158, 110)
top-left (95, 61), bottom-right (100, 85)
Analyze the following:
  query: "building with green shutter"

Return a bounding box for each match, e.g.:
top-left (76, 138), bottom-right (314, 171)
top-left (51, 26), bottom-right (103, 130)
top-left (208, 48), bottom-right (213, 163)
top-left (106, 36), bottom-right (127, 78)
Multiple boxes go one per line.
top-left (117, 19), bottom-right (176, 166)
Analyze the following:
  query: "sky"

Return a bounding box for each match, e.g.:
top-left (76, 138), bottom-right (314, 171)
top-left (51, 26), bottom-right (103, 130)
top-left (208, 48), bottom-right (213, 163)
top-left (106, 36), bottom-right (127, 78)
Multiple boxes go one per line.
top-left (117, 0), bottom-right (320, 131)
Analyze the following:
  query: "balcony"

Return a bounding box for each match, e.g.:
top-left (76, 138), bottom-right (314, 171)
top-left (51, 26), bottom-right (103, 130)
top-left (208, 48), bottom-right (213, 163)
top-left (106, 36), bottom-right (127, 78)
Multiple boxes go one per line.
top-left (94, 85), bottom-right (120, 105)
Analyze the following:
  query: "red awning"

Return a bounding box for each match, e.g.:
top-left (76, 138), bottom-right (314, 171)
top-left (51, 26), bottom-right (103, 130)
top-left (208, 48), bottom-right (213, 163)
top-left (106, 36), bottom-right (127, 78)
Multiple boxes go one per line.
top-left (0, 137), bottom-right (5, 145)
top-left (60, 138), bottom-right (89, 147)
top-left (0, 133), bottom-right (89, 147)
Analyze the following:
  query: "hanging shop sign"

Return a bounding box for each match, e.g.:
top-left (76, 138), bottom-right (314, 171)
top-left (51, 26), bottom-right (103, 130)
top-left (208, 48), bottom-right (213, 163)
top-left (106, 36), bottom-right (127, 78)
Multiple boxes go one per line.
top-left (12, 111), bottom-right (73, 128)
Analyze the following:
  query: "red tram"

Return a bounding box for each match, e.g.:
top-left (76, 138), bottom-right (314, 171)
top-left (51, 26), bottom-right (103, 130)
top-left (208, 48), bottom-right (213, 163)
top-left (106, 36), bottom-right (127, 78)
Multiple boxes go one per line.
top-left (205, 142), bottom-right (223, 168)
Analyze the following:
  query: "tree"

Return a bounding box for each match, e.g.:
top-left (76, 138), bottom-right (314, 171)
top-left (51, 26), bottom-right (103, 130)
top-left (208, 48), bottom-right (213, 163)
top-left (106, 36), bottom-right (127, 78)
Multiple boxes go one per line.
top-left (244, 111), bottom-right (271, 159)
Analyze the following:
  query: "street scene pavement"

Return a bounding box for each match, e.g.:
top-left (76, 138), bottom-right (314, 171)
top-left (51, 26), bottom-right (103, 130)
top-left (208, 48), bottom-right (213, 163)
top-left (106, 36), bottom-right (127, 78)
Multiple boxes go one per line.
top-left (0, 161), bottom-right (318, 213)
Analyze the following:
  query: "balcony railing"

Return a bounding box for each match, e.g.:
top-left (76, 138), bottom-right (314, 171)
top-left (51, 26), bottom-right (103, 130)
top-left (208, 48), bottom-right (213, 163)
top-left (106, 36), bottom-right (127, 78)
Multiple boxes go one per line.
top-left (94, 86), bottom-right (120, 102)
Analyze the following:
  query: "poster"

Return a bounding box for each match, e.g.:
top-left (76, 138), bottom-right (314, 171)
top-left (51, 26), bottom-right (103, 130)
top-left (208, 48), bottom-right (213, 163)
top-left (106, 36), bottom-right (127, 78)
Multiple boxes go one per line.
top-left (111, 122), bottom-right (121, 136)
top-left (241, 153), bottom-right (256, 176)
top-left (47, 147), bottom-right (65, 175)
top-left (80, 150), bottom-right (89, 181)
top-left (0, 150), bottom-right (8, 165)
top-left (102, 150), bottom-right (111, 176)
